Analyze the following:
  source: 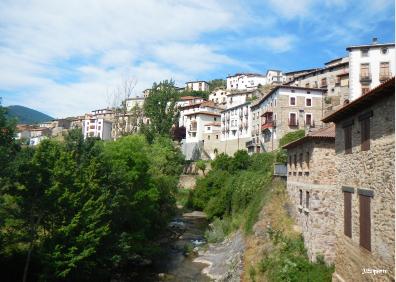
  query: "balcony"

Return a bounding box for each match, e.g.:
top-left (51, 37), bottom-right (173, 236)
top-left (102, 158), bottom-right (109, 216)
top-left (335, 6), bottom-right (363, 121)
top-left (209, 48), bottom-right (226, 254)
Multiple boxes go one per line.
top-left (380, 72), bottom-right (391, 82)
top-left (360, 72), bottom-right (372, 82)
top-left (261, 120), bottom-right (276, 131)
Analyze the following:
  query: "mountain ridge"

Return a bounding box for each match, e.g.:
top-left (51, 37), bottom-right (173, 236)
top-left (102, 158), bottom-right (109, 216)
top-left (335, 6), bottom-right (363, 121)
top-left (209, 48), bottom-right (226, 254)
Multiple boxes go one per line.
top-left (6, 105), bottom-right (54, 124)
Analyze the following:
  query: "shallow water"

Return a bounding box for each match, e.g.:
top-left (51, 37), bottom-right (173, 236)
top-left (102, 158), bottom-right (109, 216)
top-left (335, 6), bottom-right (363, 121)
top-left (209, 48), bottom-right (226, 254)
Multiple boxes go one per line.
top-left (134, 213), bottom-right (212, 282)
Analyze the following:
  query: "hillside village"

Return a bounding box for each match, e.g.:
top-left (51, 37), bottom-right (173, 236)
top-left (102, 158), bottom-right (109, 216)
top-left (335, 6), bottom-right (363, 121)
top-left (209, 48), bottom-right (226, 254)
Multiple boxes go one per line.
top-left (12, 38), bottom-right (395, 281)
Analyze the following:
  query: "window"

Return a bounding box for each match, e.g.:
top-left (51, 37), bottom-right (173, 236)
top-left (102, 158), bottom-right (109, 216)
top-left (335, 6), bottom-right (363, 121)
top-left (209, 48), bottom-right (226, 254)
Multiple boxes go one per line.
top-left (359, 194), bottom-right (371, 251)
top-left (208, 135), bottom-right (210, 140)
top-left (305, 83), bottom-right (310, 88)
top-left (306, 191), bottom-right (310, 209)
top-left (305, 114), bottom-right (312, 126)
top-left (274, 99), bottom-right (277, 107)
top-left (321, 78), bottom-right (327, 87)
top-left (361, 49), bottom-right (369, 57)
top-left (306, 152), bottom-right (310, 167)
top-left (344, 125), bottom-right (352, 154)
top-left (289, 113), bottom-right (297, 126)
top-left (306, 98), bottom-right (312, 107)
top-left (299, 190), bottom-right (303, 205)
top-left (289, 155), bottom-right (292, 167)
top-left (359, 112), bottom-right (372, 151)
top-left (380, 62), bottom-right (390, 81)
top-left (290, 96), bottom-right (296, 106)
top-left (207, 127), bottom-right (211, 130)
top-left (216, 135), bottom-right (219, 139)
top-left (381, 48), bottom-right (388, 54)
top-left (214, 117), bottom-right (217, 121)
top-left (360, 63), bottom-right (370, 80)
top-left (344, 192), bottom-right (352, 238)
top-left (299, 153), bottom-right (303, 167)
top-left (294, 154), bottom-right (297, 168)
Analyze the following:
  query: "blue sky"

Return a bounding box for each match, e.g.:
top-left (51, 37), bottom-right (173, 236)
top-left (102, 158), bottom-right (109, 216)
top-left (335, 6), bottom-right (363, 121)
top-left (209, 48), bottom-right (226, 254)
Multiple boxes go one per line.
top-left (0, 0), bottom-right (394, 117)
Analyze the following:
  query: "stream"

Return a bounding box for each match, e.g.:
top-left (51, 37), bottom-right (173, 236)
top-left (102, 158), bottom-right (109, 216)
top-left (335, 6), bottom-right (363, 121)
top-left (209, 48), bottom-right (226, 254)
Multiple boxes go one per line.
top-left (133, 211), bottom-right (212, 282)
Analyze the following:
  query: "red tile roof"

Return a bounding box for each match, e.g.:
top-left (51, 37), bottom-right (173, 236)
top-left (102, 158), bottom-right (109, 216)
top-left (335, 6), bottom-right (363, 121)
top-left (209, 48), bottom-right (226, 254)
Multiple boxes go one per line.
top-left (322, 77), bottom-right (395, 123)
top-left (184, 111), bottom-right (221, 117)
top-left (180, 96), bottom-right (203, 100)
top-left (282, 125), bottom-right (335, 149)
top-left (204, 122), bottom-right (221, 126)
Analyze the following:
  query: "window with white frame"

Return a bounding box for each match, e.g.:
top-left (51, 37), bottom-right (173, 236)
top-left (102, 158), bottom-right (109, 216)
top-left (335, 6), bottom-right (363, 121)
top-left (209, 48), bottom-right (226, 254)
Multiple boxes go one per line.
top-left (305, 113), bottom-right (312, 126)
top-left (306, 98), bottom-right (312, 107)
top-left (290, 96), bottom-right (296, 106)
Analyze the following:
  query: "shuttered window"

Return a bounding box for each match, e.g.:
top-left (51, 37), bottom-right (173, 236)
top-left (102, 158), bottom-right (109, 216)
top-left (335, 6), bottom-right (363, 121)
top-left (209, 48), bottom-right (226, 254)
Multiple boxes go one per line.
top-left (359, 195), bottom-right (371, 251)
top-left (299, 190), bottom-right (303, 205)
top-left (360, 118), bottom-right (370, 151)
top-left (306, 191), bottom-right (310, 209)
top-left (344, 126), bottom-right (352, 154)
top-left (344, 192), bottom-right (352, 238)
top-left (294, 154), bottom-right (297, 168)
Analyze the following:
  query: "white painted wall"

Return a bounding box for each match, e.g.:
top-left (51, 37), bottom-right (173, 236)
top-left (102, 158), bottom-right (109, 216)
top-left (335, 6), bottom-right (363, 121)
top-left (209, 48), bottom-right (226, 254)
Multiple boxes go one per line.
top-left (126, 97), bottom-right (145, 111)
top-left (185, 113), bottom-right (220, 143)
top-left (226, 74), bottom-right (267, 90)
top-left (209, 89), bottom-right (228, 104)
top-left (349, 44), bottom-right (395, 101)
top-left (221, 103), bottom-right (251, 141)
top-left (82, 118), bottom-right (113, 140)
top-left (185, 81), bottom-right (209, 91)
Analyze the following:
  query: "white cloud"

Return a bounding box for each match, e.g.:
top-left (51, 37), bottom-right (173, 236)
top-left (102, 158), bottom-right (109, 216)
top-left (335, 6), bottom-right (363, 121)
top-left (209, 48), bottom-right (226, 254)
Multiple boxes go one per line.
top-left (0, 0), bottom-right (247, 117)
top-left (247, 35), bottom-right (298, 53)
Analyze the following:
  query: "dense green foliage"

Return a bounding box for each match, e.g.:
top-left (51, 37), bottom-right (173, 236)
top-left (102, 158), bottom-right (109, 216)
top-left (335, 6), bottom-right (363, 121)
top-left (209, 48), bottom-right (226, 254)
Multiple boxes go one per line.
top-left (0, 104), bottom-right (184, 281)
top-left (208, 79), bottom-right (226, 92)
top-left (180, 90), bottom-right (210, 100)
top-left (6, 105), bottom-right (53, 124)
top-left (258, 228), bottom-right (334, 282)
top-left (143, 80), bottom-right (180, 137)
top-left (188, 151), bottom-right (275, 237)
top-left (276, 130), bottom-right (305, 163)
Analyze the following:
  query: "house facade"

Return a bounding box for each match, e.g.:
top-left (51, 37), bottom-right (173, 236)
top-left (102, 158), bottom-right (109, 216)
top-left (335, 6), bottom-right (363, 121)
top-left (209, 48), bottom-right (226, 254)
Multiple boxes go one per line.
top-left (266, 70), bottom-right (285, 85)
top-left (185, 81), bottom-right (210, 92)
top-left (226, 73), bottom-right (267, 91)
top-left (220, 102), bottom-right (252, 155)
top-left (347, 38), bottom-right (395, 101)
top-left (286, 57), bottom-right (350, 110)
top-left (283, 126), bottom-right (338, 264)
top-left (249, 86), bottom-right (326, 152)
top-left (82, 116), bottom-right (112, 140)
top-left (322, 78), bottom-right (395, 282)
top-left (125, 96), bottom-right (145, 111)
top-left (209, 88), bottom-right (228, 105)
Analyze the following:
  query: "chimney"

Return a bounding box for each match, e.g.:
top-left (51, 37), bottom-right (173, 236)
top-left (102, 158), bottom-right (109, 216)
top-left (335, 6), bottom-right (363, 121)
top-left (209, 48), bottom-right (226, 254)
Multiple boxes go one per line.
top-left (372, 37), bottom-right (378, 45)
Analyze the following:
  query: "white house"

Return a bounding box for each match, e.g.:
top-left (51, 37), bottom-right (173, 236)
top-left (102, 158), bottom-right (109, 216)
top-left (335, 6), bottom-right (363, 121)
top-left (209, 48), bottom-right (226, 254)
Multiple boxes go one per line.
top-left (184, 111), bottom-right (221, 143)
top-left (266, 70), bottom-right (285, 85)
top-left (82, 116), bottom-right (112, 140)
top-left (125, 96), bottom-right (145, 111)
top-left (220, 102), bottom-right (252, 156)
top-left (209, 89), bottom-right (228, 105)
top-left (185, 81), bottom-right (210, 92)
top-left (347, 38), bottom-right (395, 101)
top-left (226, 73), bottom-right (267, 91)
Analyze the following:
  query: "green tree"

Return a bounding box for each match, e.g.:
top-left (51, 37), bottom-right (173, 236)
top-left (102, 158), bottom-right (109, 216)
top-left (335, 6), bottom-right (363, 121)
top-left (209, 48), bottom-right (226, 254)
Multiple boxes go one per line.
top-left (276, 130), bottom-right (305, 163)
top-left (208, 79), bottom-right (226, 92)
top-left (0, 103), bottom-right (19, 178)
top-left (143, 80), bottom-right (180, 136)
top-left (196, 160), bottom-right (207, 175)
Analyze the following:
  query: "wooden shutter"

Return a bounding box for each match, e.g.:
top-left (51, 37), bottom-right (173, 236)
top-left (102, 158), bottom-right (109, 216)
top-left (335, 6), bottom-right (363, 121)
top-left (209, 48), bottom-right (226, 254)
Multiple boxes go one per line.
top-left (344, 126), bottom-right (352, 154)
top-left (299, 190), bottom-right (302, 205)
top-left (306, 191), bottom-right (310, 209)
top-left (344, 192), bottom-right (352, 238)
top-left (361, 118), bottom-right (370, 151)
top-left (359, 195), bottom-right (371, 251)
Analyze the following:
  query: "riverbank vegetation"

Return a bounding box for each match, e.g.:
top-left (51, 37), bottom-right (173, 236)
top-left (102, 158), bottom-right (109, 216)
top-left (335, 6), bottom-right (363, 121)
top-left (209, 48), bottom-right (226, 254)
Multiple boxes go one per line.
top-left (187, 149), bottom-right (334, 281)
top-left (0, 102), bottom-right (184, 281)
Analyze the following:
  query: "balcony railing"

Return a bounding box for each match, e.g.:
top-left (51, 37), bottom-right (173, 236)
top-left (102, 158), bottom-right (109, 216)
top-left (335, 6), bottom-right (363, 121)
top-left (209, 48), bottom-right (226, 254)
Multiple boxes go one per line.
top-left (379, 72), bottom-right (391, 82)
top-left (261, 120), bottom-right (276, 131)
top-left (360, 72), bottom-right (372, 82)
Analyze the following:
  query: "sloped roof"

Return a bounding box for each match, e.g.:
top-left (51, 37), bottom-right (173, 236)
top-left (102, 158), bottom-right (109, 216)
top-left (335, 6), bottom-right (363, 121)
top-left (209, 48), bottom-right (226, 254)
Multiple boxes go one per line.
top-left (204, 122), bottom-right (221, 126)
top-left (180, 96), bottom-right (203, 100)
top-left (322, 77), bottom-right (395, 123)
top-left (282, 125), bottom-right (335, 149)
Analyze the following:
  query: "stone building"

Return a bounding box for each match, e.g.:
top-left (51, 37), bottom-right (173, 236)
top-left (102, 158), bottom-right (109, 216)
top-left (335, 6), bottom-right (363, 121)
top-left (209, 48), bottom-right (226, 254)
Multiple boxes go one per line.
top-left (248, 86), bottom-right (326, 152)
top-left (283, 126), bottom-right (337, 264)
top-left (322, 77), bottom-right (395, 282)
top-left (286, 57), bottom-right (349, 111)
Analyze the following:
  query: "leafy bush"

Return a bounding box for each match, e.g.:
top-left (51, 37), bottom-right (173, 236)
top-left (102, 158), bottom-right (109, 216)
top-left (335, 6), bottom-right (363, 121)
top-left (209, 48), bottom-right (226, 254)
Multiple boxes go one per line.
top-left (278, 130), bottom-right (305, 148)
top-left (259, 228), bottom-right (334, 282)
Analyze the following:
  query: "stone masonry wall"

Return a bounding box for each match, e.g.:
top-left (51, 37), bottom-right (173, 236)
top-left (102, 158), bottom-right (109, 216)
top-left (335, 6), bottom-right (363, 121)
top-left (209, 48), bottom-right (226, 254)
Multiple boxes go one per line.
top-left (287, 139), bottom-right (336, 185)
top-left (332, 94), bottom-right (395, 282)
top-left (287, 181), bottom-right (338, 264)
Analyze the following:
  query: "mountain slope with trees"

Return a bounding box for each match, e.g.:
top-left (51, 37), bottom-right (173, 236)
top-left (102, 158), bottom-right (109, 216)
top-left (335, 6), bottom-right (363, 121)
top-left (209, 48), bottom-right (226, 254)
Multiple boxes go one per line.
top-left (6, 105), bottom-right (54, 124)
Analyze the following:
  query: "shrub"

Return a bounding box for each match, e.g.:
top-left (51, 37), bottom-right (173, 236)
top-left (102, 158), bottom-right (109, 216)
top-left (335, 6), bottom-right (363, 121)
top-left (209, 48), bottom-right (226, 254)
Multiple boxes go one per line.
top-left (278, 130), bottom-right (305, 147)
